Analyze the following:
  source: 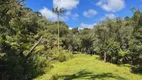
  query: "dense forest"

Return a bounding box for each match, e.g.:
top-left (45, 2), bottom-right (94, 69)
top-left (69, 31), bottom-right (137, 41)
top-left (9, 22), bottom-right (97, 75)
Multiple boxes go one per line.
top-left (0, 0), bottom-right (142, 80)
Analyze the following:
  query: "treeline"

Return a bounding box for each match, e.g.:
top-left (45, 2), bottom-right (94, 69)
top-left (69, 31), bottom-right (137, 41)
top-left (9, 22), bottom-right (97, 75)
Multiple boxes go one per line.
top-left (0, 0), bottom-right (142, 80)
top-left (64, 10), bottom-right (142, 65)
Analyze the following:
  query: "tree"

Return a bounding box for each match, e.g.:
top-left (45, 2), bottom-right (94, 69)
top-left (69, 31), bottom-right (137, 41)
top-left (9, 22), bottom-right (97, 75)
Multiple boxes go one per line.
top-left (52, 7), bottom-right (66, 53)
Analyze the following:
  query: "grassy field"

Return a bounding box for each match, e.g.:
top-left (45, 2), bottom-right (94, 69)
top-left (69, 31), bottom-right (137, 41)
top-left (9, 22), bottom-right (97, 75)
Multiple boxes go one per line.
top-left (35, 54), bottom-right (142, 80)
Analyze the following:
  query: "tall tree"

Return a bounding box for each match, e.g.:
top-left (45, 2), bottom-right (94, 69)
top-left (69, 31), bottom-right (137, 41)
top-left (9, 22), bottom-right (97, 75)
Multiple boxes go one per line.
top-left (52, 7), bottom-right (66, 53)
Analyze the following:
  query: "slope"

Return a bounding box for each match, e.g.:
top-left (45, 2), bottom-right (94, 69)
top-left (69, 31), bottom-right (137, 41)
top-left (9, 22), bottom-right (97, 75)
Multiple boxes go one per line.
top-left (35, 54), bottom-right (142, 80)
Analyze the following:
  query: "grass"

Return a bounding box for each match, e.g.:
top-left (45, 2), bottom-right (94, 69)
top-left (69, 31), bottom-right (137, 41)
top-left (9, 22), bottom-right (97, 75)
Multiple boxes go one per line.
top-left (34, 54), bottom-right (142, 80)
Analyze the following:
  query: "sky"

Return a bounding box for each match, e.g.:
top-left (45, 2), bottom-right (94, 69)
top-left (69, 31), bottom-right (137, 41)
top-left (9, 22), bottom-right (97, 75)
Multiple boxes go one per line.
top-left (25, 0), bottom-right (142, 29)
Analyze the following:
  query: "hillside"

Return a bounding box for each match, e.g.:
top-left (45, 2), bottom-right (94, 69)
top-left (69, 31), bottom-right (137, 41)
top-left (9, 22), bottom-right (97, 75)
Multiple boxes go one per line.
top-left (35, 54), bottom-right (142, 80)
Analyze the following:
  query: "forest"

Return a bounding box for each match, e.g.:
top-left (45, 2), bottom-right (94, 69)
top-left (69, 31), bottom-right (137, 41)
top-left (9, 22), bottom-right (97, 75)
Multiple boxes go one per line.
top-left (0, 0), bottom-right (142, 80)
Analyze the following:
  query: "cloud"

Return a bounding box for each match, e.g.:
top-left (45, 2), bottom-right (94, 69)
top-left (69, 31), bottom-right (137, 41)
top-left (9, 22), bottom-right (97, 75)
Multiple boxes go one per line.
top-left (66, 11), bottom-right (72, 16)
top-left (72, 13), bottom-right (79, 20)
top-left (105, 13), bottom-right (116, 19)
top-left (69, 27), bottom-right (73, 30)
top-left (53, 0), bottom-right (79, 10)
top-left (39, 7), bottom-right (57, 21)
top-left (65, 11), bottom-right (79, 20)
top-left (100, 13), bottom-right (116, 21)
top-left (39, 7), bottom-right (68, 21)
top-left (73, 13), bottom-right (79, 17)
top-left (96, 0), bottom-right (125, 12)
top-left (79, 23), bottom-right (96, 30)
top-left (83, 9), bottom-right (97, 18)
top-left (39, 8), bottom-right (79, 21)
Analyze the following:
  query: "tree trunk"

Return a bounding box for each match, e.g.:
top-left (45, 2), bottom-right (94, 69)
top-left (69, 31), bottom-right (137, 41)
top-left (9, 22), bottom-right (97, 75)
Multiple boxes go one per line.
top-left (104, 52), bottom-right (107, 62)
top-left (58, 13), bottom-right (60, 54)
top-left (24, 36), bottom-right (43, 61)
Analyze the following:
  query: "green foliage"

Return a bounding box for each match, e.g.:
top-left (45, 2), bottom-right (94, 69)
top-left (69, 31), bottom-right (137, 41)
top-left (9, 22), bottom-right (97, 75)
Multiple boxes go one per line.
top-left (57, 50), bottom-right (73, 62)
top-left (61, 9), bottom-right (142, 66)
top-left (28, 54), bottom-right (51, 77)
top-left (46, 47), bottom-right (73, 62)
top-left (1, 0), bottom-right (142, 79)
top-left (119, 49), bottom-right (131, 57)
top-left (35, 45), bottom-right (45, 52)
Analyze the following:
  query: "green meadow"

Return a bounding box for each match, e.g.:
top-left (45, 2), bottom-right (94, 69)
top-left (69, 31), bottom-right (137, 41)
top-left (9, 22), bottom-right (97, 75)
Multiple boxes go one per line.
top-left (35, 54), bottom-right (142, 80)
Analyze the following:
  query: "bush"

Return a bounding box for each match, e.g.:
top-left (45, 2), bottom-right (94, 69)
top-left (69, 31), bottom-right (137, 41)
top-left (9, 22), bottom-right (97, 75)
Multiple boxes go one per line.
top-left (0, 53), bottom-right (51, 80)
top-left (28, 54), bottom-right (52, 78)
top-left (57, 50), bottom-right (73, 62)
top-left (47, 47), bottom-right (73, 62)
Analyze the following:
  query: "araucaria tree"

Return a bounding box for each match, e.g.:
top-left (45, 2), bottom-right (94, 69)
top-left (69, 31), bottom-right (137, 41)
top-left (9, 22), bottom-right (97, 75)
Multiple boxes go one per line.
top-left (52, 7), bottom-right (66, 53)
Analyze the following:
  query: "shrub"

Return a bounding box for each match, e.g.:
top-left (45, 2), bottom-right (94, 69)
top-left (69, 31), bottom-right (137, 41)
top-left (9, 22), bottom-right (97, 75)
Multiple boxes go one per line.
top-left (57, 50), bottom-right (73, 62)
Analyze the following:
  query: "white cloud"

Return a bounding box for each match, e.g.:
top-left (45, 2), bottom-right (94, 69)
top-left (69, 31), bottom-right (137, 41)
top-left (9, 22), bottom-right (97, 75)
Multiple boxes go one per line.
top-left (83, 9), bottom-right (97, 18)
top-left (105, 13), bottom-right (116, 19)
top-left (96, 0), bottom-right (125, 12)
top-left (100, 13), bottom-right (116, 21)
top-left (61, 16), bottom-right (69, 21)
top-left (65, 11), bottom-right (79, 20)
top-left (73, 13), bottom-right (79, 17)
top-left (66, 11), bottom-right (72, 16)
top-left (53, 0), bottom-right (79, 10)
top-left (39, 0), bottom-right (79, 21)
top-left (69, 27), bottom-right (73, 30)
top-left (72, 13), bottom-right (79, 20)
top-left (96, 0), bottom-right (103, 6)
top-left (39, 7), bottom-right (68, 21)
top-left (39, 7), bottom-right (57, 21)
top-left (39, 7), bottom-right (79, 21)
top-left (79, 23), bottom-right (96, 30)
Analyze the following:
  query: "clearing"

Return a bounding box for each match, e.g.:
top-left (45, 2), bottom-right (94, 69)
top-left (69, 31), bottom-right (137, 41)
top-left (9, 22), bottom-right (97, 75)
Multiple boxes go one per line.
top-left (35, 54), bottom-right (142, 80)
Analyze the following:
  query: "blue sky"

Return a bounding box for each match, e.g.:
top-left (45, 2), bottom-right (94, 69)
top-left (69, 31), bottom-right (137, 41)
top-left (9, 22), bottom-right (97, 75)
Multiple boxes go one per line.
top-left (25, 0), bottom-right (142, 29)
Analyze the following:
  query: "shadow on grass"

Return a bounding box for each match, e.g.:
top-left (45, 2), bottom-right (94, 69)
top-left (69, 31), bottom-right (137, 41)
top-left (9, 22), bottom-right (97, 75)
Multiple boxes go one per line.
top-left (89, 73), bottom-right (126, 80)
top-left (58, 70), bottom-right (126, 80)
top-left (131, 66), bottom-right (142, 74)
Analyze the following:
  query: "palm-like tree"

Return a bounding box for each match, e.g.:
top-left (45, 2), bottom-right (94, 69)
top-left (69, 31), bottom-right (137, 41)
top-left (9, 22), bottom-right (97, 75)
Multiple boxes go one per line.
top-left (52, 7), bottom-right (66, 53)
